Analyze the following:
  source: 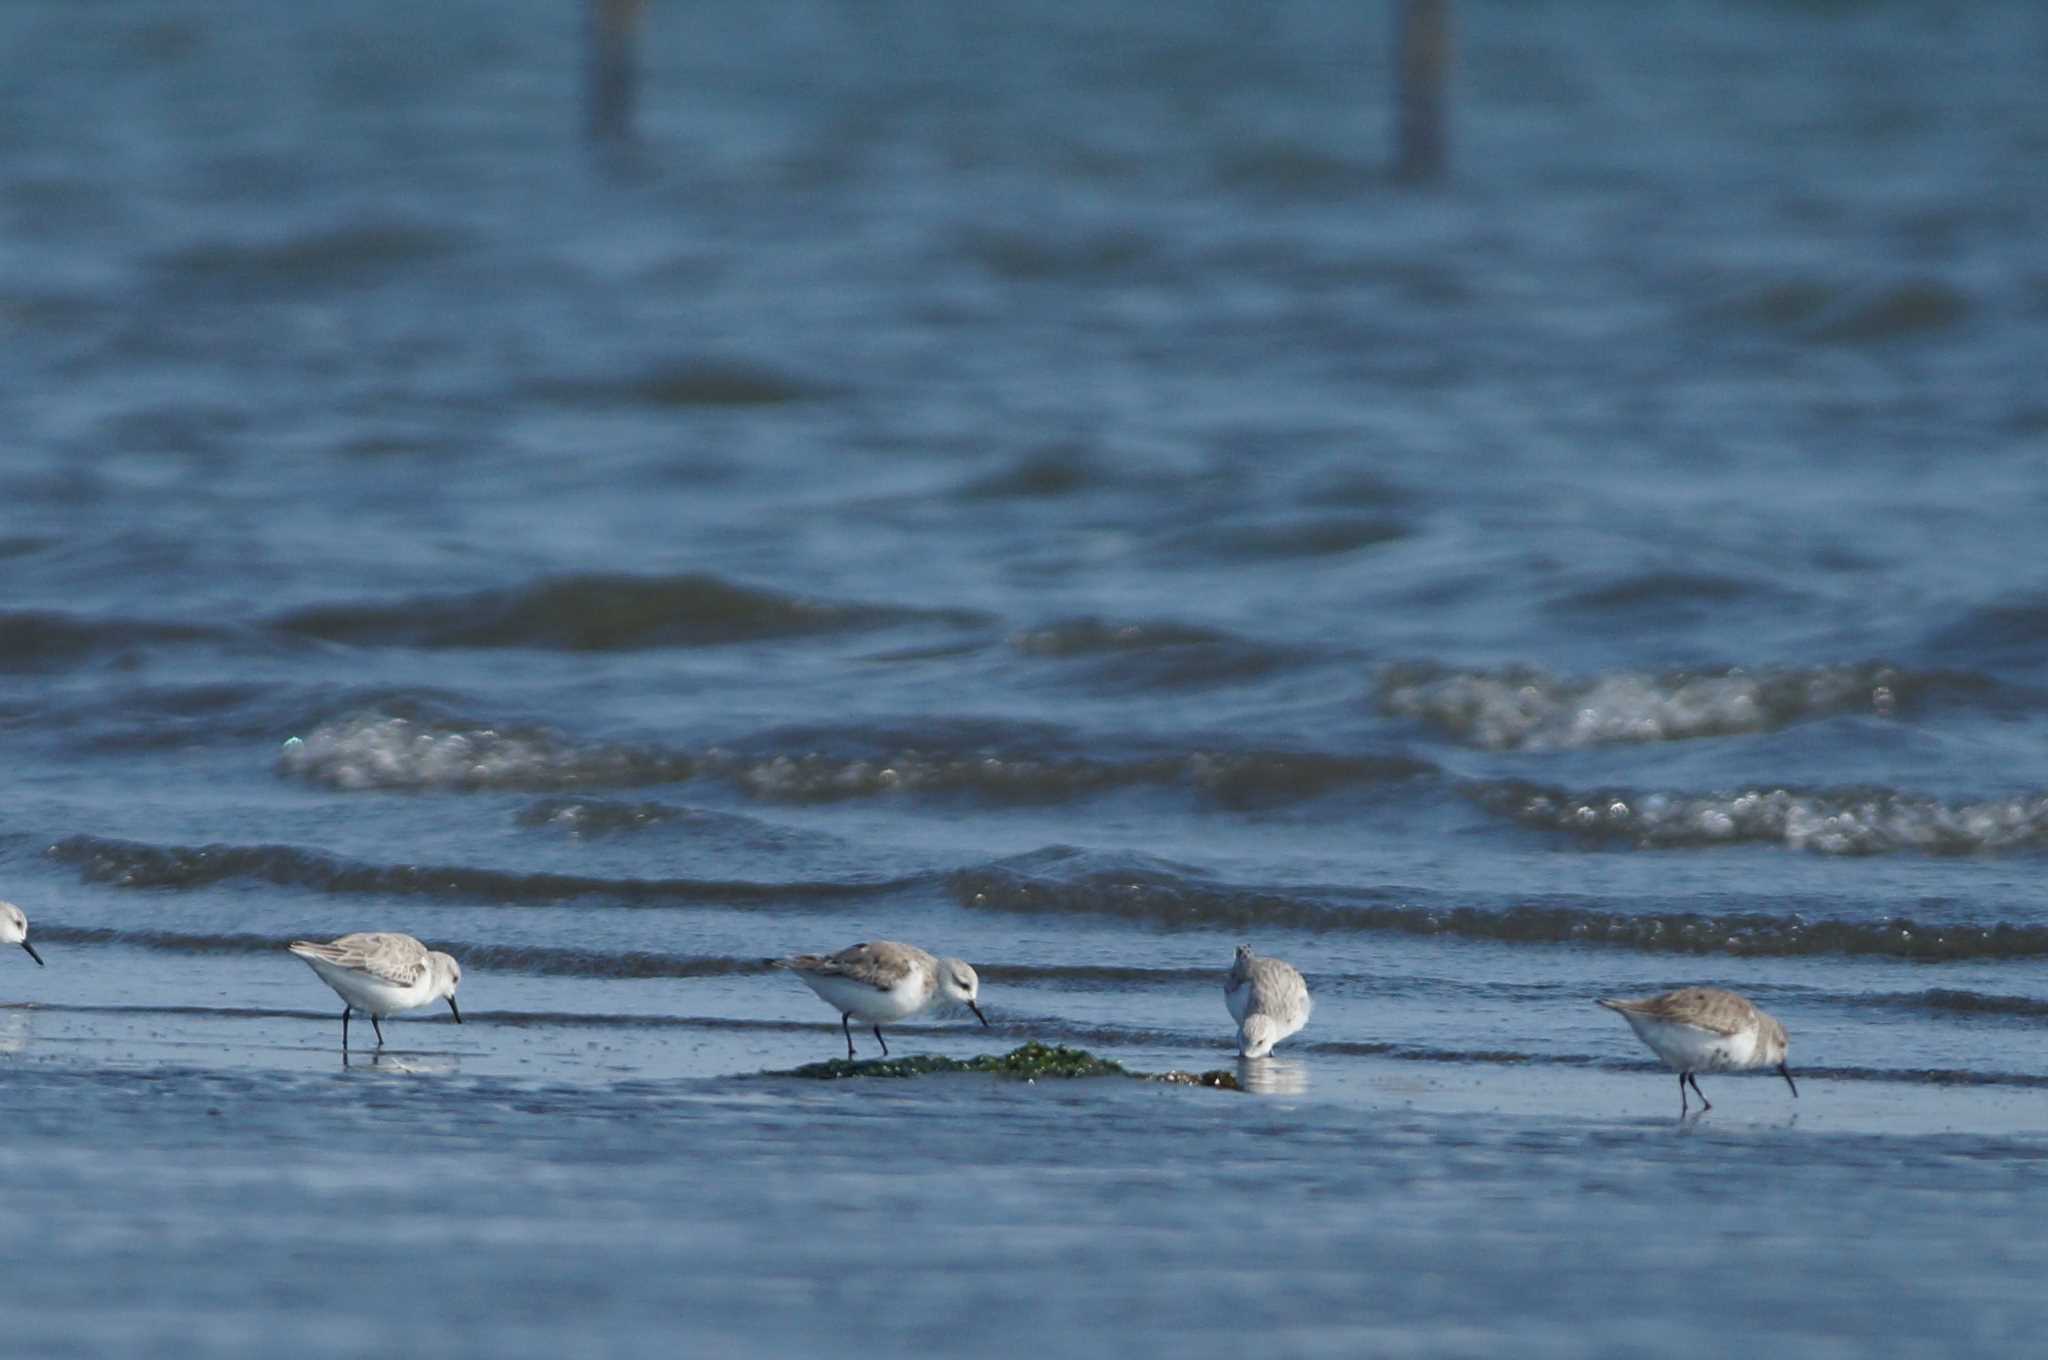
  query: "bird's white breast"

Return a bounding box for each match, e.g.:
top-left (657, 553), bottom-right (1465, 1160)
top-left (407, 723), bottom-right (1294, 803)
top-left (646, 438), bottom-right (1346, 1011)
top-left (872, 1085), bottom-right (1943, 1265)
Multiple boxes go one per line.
top-left (1623, 1014), bottom-right (1760, 1073)
top-left (304, 955), bottom-right (435, 1018)
top-left (799, 969), bottom-right (928, 1024)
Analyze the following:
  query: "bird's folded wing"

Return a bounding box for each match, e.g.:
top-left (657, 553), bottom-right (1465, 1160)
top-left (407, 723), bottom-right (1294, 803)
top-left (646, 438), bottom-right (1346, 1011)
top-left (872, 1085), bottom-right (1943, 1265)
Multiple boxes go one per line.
top-left (290, 933), bottom-right (428, 986)
top-left (1612, 992), bottom-right (1747, 1035)
top-left (791, 942), bottom-right (908, 990)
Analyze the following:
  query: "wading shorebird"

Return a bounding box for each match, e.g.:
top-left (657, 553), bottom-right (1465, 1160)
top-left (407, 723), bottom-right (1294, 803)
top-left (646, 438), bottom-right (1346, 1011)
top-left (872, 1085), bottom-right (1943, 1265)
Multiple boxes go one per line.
top-left (288, 933), bottom-right (463, 1051)
top-left (779, 940), bottom-right (987, 1059)
top-left (1598, 986), bottom-right (1798, 1114)
top-left (1225, 944), bottom-right (1311, 1058)
top-left (1, 901), bottom-right (44, 968)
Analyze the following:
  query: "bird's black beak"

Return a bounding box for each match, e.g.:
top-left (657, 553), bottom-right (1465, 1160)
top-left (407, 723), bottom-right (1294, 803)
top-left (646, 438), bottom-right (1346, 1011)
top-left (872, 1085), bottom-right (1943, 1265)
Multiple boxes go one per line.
top-left (447, 997), bottom-right (463, 1024)
top-left (968, 1000), bottom-right (988, 1027)
top-left (20, 940), bottom-right (42, 967)
top-left (1779, 1062), bottom-right (1798, 1098)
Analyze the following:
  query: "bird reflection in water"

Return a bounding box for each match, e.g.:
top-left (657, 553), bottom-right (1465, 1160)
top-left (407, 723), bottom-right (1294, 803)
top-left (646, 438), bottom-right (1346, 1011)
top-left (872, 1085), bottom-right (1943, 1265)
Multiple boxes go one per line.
top-left (344, 1048), bottom-right (462, 1075)
top-left (1237, 1056), bottom-right (1308, 1096)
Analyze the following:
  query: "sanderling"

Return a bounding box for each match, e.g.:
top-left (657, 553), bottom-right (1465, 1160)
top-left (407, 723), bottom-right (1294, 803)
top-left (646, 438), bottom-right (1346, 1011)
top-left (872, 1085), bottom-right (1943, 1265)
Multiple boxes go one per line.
top-left (1225, 944), bottom-right (1311, 1058)
top-left (779, 940), bottom-right (988, 1058)
top-left (1, 901), bottom-right (43, 967)
top-left (1598, 986), bottom-right (1798, 1114)
top-left (288, 932), bottom-right (462, 1051)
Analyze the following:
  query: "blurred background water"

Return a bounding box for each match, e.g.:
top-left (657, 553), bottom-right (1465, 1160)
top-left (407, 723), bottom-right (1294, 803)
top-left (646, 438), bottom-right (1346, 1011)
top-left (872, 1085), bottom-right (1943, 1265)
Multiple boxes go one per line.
top-left (3, 1), bottom-right (2047, 1355)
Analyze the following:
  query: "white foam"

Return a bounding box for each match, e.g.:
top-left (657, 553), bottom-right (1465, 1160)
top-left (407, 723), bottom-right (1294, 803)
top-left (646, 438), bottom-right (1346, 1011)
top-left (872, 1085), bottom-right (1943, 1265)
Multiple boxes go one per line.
top-left (277, 714), bottom-right (671, 791)
top-left (1379, 663), bottom-right (1903, 750)
top-left (1491, 784), bottom-right (2048, 855)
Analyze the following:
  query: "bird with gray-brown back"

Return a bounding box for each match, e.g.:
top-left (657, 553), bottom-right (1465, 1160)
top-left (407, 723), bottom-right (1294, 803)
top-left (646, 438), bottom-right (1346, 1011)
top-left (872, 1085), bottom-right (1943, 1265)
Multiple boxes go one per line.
top-left (1225, 944), bottom-right (1311, 1059)
top-left (779, 940), bottom-right (988, 1059)
top-left (1598, 986), bottom-right (1797, 1114)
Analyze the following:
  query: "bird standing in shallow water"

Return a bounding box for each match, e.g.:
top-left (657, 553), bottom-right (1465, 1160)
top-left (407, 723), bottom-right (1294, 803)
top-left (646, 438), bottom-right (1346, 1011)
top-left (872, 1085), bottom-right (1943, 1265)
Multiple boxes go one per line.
top-left (1225, 944), bottom-right (1311, 1058)
top-left (288, 933), bottom-right (462, 1051)
top-left (779, 940), bottom-right (987, 1059)
top-left (1, 901), bottom-right (43, 968)
top-left (1598, 986), bottom-right (1798, 1114)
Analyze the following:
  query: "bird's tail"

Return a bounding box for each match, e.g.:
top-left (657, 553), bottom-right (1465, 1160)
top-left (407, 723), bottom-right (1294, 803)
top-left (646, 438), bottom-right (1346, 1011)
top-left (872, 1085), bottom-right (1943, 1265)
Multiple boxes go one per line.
top-left (288, 940), bottom-right (347, 965)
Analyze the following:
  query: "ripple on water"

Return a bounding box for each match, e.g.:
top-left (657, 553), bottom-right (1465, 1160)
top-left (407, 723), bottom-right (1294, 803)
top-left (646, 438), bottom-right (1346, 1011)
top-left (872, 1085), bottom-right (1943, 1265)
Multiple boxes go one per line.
top-left (269, 572), bottom-right (992, 651)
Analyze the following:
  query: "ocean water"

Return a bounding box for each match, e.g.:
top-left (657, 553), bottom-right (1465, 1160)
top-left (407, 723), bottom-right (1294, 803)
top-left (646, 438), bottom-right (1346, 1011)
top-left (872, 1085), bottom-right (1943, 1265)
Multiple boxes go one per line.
top-left (4, 1), bottom-right (2048, 1354)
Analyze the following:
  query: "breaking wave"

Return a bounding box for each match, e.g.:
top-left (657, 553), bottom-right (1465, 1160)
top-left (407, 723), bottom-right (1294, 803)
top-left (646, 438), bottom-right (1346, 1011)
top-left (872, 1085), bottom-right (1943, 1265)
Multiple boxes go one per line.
top-left (1471, 782), bottom-right (2048, 855)
top-left (46, 834), bottom-right (919, 904)
top-left (1376, 661), bottom-right (1949, 750)
top-left (277, 707), bottom-right (1434, 804)
top-left (278, 712), bottom-right (697, 791)
top-left (948, 848), bottom-right (2048, 960)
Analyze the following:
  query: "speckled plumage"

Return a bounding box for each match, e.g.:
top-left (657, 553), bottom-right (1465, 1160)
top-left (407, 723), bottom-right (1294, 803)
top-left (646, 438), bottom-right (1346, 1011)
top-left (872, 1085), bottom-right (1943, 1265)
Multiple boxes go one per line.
top-left (289, 932), bottom-right (463, 1050)
top-left (1598, 986), bottom-right (1796, 1113)
top-left (1224, 945), bottom-right (1311, 1058)
top-left (781, 940), bottom-right (988, 1058)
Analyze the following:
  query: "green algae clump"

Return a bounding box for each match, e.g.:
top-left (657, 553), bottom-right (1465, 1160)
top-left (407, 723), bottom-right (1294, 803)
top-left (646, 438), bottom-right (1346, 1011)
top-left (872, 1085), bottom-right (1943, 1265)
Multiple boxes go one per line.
top-left (765, 1041), bottom-right (1240, 1089)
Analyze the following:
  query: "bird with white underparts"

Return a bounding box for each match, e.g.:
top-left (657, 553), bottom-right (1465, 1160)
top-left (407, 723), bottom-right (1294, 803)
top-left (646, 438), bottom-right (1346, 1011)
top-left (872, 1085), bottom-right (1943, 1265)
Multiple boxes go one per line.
top-left (288, 932), bottom-right (462, 1051)
top-left (778, 940), bottom-right (987, 1059)
top-left (1, 901), bottom-right (44, 968)
top-left (1225, 944), bottom-right (1311, 1058)
top-left (1598, 986), bottom-right (1797, 1115)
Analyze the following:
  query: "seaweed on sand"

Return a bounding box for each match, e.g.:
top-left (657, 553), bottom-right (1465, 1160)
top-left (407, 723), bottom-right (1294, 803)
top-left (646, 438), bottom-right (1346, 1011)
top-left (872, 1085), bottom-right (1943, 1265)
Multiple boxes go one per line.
top-left (764, 1040), bottom-right (1241, 1089)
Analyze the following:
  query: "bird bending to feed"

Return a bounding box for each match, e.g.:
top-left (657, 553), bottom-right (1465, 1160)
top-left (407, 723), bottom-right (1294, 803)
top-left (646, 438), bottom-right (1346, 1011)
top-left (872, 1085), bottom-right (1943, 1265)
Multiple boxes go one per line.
top-left (1597, 986), bottom-right (1797, 1114)
top-left (288, 933), bottom-right (462, 1051)
top-left (1, 901), bottom-right (43, 967)
top-left (779, 940), bottom-right (987, 1059)
top-left (1225, 944), bottom-right (1311, 1058)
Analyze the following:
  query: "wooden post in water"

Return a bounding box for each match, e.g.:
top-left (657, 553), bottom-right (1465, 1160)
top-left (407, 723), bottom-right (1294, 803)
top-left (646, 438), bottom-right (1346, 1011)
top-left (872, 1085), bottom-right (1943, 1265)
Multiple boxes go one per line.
top-left (586, 0), bottom-right (645, 143)
top-left (1394, 0), bottom-right (1451, 183)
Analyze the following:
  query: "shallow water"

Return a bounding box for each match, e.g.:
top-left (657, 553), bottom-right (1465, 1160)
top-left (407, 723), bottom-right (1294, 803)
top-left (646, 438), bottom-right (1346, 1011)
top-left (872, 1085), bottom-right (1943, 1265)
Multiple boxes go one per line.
top-left (5, 1), bottom-right (2048, 1354)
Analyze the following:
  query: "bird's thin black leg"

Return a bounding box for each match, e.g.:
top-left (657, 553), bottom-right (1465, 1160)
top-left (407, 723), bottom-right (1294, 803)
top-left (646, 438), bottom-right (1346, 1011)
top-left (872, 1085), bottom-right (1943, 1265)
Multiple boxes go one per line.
top-left (843, 1013), bottom-right (856, 1059)
top-left (1687, 1072), bottom-right (1712, 1111)
top-left (341, 1007), bottom-right (351, 1052)
top-left (372, 1014), bottom-right (387, 1048)
top-left (874, 1026), bottom-right (889, 1058)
